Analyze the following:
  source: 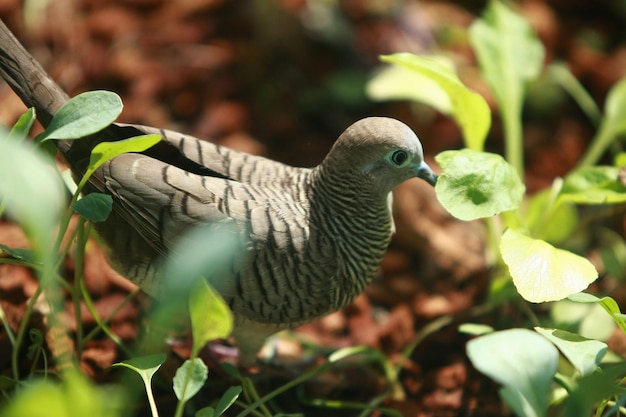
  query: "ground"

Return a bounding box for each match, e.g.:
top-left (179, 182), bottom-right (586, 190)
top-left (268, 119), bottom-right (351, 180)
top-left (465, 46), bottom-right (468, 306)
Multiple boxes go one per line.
top-left (0, 0), bottom-right (625, 416)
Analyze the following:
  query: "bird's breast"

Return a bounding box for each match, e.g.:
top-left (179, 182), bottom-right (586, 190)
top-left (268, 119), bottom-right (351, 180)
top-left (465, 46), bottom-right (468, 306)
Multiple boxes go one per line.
top-left (227, 198), bottom-right (393, 327)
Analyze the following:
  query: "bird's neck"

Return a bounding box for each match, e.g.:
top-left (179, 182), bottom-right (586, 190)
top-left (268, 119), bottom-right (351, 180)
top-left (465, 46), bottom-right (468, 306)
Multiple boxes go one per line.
top-left (309, 162), bottom-right (389, 205)
top-left (307, 164), bottom-right (393, 305)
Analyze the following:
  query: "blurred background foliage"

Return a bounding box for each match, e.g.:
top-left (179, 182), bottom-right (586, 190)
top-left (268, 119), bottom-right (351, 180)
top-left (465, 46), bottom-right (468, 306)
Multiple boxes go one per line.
top-left (1, 0), bottom-right (626, 415)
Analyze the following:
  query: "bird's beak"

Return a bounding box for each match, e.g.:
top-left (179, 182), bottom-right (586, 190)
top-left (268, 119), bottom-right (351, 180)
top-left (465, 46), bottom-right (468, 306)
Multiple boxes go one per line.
top-left (415, 161), bottom-right (438, 186)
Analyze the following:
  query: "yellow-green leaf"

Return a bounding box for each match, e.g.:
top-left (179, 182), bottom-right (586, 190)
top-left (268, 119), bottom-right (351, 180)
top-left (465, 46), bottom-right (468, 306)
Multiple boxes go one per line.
top-left (189, 281), bottom-right (233, 356)
top-left (76, 134), bottom-right (161, 192)
top-left (378, 53), bottom-right (491, 151)
top-left (500, 229), bottom-right (598, 303)
top-left (367, 60), bottom-right (452, 114)
top-left (435, 149), bottom-right (524, 220)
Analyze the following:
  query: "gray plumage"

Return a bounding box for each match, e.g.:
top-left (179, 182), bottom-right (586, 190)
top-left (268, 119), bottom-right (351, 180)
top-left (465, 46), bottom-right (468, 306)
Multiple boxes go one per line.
top-left (94, 120), bottom-right (436, 363)
top-left (0, 20), bottom-right (437, 365)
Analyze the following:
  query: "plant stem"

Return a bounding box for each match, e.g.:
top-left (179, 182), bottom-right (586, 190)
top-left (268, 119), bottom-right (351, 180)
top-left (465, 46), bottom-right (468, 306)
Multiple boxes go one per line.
top-left (502, 103), bottom-right (524, 179)
top-left (235, 362), bottom-right (335, 417)
top-left (145, 377), bottom-right (160, 417)
top-left (576, 125), bottom-right (614, 169)
top-left (395, 315), bottom-right (454, 374)
top-left (549, 64), bottom-right (602, 127)
top-left (302, 395), bottom-right (403, 417)
top-left (173, 362), bottom-right (192, 417)
top-left (81, 287), bottom-right (138, 356)
top-left (240, 377), bottom-right (272, 417)
top-left (73, 219), bottom-right (87, 359)
top-left (0, 304), bottom-right (15, 345)
top-left (11, 285), bottom-right (43, 380)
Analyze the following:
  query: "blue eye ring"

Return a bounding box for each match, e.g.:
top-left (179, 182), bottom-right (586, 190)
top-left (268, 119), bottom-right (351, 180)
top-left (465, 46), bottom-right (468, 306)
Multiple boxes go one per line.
top-left (390, 150), bottom-right (408, 166)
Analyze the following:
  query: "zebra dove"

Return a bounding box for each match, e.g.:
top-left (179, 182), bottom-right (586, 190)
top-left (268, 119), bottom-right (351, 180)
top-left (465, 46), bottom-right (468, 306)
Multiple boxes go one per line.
top-left (0, 21), bottom-right (437, 365)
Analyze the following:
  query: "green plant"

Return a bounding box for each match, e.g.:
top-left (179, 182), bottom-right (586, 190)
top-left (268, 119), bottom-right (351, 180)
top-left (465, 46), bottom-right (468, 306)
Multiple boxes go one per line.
top-left (0, 91), bottom-right (151, 415)
top-left (368, 1), bottom-right (626, 416)
top-left (0, 91), bottom-right (244, 416)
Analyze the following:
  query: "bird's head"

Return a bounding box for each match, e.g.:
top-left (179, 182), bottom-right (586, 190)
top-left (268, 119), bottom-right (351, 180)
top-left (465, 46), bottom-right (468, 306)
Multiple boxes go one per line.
top-left (322, 117), bottom-right (437, 195)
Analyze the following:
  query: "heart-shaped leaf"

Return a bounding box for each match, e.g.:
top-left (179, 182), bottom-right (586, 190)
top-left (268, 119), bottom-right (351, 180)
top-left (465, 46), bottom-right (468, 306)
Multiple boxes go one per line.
top-left (173, 358), bottom-right (208, 402)
top-left (72, 193), bottom-right (113, 222)
top-left (467, 328), bottom-right (558, 417)
top-left (189, 280), bottom-right (233, 357)
top-left (500, 229), bottom-right (598, 303)
top-left (435, 149), bottom-right (524, 220)
top-left (113, 353), bottom-right (166, 417)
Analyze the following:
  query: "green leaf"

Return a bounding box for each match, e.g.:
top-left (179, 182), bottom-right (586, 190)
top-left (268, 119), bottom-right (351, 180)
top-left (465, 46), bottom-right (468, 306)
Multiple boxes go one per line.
top-left (605, 76), bottom-right (626, 124)
top-left (466, 328), bottom-right (558, 417)
top-left (0, 130), bottom-right (64, 270)
top-left (500, 229), bottom-right (598, 303)
top-left (469, 0), bottom-right (544, 175)
top-left (435, 149), bottom-right (524, 220)
top-left (578, 301), bottom-right (618, 341)
top-left (367, 58), bottom-right (453, 114)
top-left (196, 407), bottom-right (215, 417)
top-left (219, 362), bottom-right (242, 380)
top-left (26, 328), bottom-right (44, 361)
top-left (76, 134), bottom-right (161, 192)
top-left (524, 179), bottom-right (578, 244)
top-left (458, 323), bottom-right (494, 336)
top-left (328, 346), bottom-right (376, 363)
top-left (152, 225), bottom-right (238, 338)
top-left (9, 107), bottom-right (36, 140)
top-left (469, 0), bottom-right (544, 113)
top-left (535, 327), bottom-right (606, 376)
top-left (378, 53), bottom-right (491, 151)
top-left (173, 358), bottom-right (208, 402)
top-left (567, 293), bottom-right (626, 332)
top-left (113, 353), bottom-right (166, 417)
top-left (189, 280), bottom-right (233, 356)
top-left (498, 387), bottom-right (538, 417)
top-left (598, 228), bottom-right (626, 280)
top-left (551, 299), bottom-right (616, 342)
top-left (562, 362), bottom-right (626, 417)
top-left (37, 91), bottom-right (122, 142)
top-left (571, 294), bottom-right (626, 334)
top-left (72, 193), bottom-right (113, 222)
top-left (0, 370), bottom-right (121, 417)
top-left (112, 353), bottom-right (167, 379)
top-left (559, 166), bottom-right (626, 205)
top-left (566, 292), bottom-right (601, 304)
top-left (213, 386), bottom-right (242, 416)
top-left (0, 244), bottom-right (36, 262)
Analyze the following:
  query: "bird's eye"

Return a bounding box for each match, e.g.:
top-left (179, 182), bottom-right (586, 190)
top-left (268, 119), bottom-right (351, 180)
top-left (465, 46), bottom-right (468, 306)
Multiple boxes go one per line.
top-left (390, 150), bottom-right (409, 166)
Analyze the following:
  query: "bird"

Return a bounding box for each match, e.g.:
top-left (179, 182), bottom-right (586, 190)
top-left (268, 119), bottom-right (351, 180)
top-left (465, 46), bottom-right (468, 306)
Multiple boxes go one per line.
top-left (0, 20), bottom-right (437, 365)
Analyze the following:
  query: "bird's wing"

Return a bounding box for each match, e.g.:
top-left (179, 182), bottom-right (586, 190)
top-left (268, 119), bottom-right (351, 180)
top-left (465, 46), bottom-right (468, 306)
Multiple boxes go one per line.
top-left (121, 124), bottom-right (309, 187)
top-left (96, 152), bottom-right (319, 316)
top-left (96, 152), bottom-right (306, 259)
